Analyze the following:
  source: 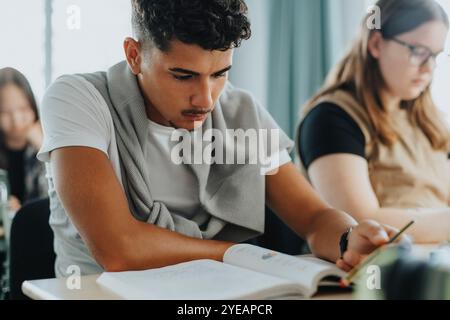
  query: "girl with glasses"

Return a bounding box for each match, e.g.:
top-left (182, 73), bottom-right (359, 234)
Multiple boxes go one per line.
top-left (297, 0), bottom-right (450, 244)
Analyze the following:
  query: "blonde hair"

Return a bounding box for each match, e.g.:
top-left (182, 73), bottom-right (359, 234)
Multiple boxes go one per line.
top-left (305, 0), bottom-right (450, 149)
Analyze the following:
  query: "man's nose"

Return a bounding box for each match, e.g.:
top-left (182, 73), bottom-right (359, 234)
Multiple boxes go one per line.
top-left (191, 79), bottom-right (214, 109)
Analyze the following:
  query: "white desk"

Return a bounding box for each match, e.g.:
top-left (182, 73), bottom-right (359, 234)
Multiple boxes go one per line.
top-left (22, 275), bottom-right (121, 300)
top-left (22, 245), bottom-right (439, 300)
top-left (22, 275), bottom-right (353, 300)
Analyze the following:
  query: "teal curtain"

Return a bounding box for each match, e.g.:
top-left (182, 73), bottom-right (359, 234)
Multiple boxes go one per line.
top-left (267, 0), bottom-right (343, 138)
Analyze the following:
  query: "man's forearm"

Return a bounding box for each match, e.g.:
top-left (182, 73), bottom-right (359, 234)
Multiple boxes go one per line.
top-left (265, 163), bottom-right (357, 262)
top-left (52, 147), bottom-right (237, 273)
top-left (306, 209), bottom-right (357, 262)
top-left (95, 221), bottom-right (236, 272)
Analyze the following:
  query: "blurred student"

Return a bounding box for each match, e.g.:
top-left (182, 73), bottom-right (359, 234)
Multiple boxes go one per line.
top-left (298, 0), bottom-right (450, 243)
top-left (0, 68), bottom-right (47, 212)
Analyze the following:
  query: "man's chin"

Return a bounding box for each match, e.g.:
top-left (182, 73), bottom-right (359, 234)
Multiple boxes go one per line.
top-left (173, 119), bottom-right (206, 131)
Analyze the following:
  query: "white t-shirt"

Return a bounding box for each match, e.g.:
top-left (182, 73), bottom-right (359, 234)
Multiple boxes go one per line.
top-left (145, 119), bottom-right (201, 218)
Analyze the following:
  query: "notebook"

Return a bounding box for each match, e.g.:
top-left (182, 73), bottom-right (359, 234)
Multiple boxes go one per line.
top-left (96, 244), bottom-right (347, 300)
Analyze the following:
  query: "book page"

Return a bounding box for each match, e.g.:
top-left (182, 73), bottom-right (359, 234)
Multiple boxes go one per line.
top-left (96, 259), bottom-right (305, 300)
top-left (223, 244), bottom-right (346, 297)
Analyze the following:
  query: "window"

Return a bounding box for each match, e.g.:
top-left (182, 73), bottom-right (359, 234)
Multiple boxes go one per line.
top-left (0, 0), bottom-right (46, 100)
top-left (434, 0), bottom-right (450, 122)
top-left (0, 0), bottom-right (132, 103)
top-left (52, 0), bottom-right (132, 79)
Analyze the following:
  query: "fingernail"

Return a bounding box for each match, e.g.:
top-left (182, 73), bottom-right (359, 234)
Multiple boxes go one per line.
top-left (375, 231), bottom-right (389, 242)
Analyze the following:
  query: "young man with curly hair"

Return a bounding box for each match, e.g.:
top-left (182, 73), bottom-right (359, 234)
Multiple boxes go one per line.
top-left (38, 0), bottom-right (400, 277)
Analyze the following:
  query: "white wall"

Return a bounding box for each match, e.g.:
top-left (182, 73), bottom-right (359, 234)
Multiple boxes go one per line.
top-left (52, 0), bottom-right (132, 79)
top-left (230, 0), bottom-right (271, 108)
top-left (327, 0), bottom-right (369, 64)
top-left (0, 0), bottom-right (46, 101)
top-left (433, 0), bottom-right (450, 121)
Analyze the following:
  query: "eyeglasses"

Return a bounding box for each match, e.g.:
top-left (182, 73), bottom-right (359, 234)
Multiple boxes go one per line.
top-left (390, 38), bottom-right (447, 68)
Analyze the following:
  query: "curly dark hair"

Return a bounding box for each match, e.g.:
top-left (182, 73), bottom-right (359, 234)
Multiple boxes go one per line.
top-left (131, 0), bottom-right (251, 51)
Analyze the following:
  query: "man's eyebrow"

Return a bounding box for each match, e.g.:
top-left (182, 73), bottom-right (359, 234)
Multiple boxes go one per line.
top-left (168, 68), bottom-right (200, 76)
top-left (168, 65), bottom-right (232, 76)
top-left (212, 65), bottom-right (232, 76)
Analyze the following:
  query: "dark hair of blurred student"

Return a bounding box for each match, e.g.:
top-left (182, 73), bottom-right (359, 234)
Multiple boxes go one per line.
top-left (0, 67), bottom-right (47, 211)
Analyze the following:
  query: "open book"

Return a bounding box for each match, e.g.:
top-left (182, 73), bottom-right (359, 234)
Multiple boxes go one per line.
top-left (96, 244), bottom-right (347, 300)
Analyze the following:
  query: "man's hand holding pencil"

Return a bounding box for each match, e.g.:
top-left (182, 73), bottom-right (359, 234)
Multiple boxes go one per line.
top-left (336, 220), bottom-right (414, 283)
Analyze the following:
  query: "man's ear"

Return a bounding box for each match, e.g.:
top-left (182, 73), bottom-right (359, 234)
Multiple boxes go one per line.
top-left (124, 37), bottom-right (142, 75)
top-left (368, 31), bottom-right (383, 59)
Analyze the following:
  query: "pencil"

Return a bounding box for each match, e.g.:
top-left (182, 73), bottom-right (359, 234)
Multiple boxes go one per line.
top-left (340, 220), bottom-right (415, 287)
